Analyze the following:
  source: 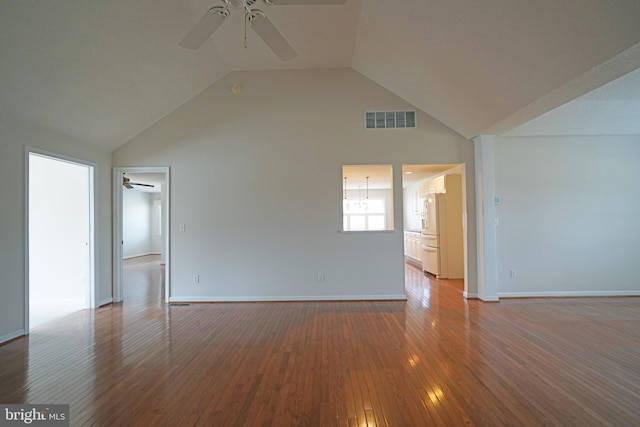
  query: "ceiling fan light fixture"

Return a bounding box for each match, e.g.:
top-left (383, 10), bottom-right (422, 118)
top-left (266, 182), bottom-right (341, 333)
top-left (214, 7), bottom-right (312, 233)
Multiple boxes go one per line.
top-left (246, 8), bottom-right (267, 21)
top-left (180, 0), bottom-right (344, 57)
top-left (223, 0), bottom-right (256, 10)
top-left (209, 5), bottom-right (231, 17)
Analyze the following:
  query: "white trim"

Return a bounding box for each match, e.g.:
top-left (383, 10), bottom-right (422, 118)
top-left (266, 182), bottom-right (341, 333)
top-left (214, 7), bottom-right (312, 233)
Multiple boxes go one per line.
top-left (499, 291), bottom-right (640, 298)
top-left (25, 147), bottom-right (97, 335)
top-left (114, 167), bottom-right (171, 304)
top-left (24, 149), bottom-right (28, 333)
top-left (169, 294), bottom-right (408, 303)
top-left (0, 330), bottom-right (25, 345)
top-left (460, 163), bottom-right (469, 299)
top-left (123, 252), bottom-right (162, 260)
top-left (98, 297), bottom-right (113, 307)
top-left (338, 230), bottom-right (397, 234)
top-left (463, 291), bottom-right (478, 299)
top-left (473, 136), bottom-right (500, 302)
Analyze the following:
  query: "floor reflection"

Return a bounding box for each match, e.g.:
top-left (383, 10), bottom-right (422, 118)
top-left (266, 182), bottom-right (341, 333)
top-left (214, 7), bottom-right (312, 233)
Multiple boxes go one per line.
top-left (2, 258), bottom-right (639, 425)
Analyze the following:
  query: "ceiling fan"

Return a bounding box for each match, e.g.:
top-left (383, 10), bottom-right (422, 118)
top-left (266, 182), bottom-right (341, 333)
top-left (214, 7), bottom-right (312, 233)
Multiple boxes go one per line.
top-left (179, 0), bottom-right (347, 61)
top-left (122, 174), bottom-right (155, 190)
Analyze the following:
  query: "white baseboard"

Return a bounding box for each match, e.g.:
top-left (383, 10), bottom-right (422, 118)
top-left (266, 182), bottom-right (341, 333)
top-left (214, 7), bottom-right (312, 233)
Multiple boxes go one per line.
top-left (98, 297), bottom-right (113, 307)
top-left (0, 329), bottom-right (25, 345)
top-left (123, 252), bottom-right (161, 260)
top-left (499, 290), bottom-right (640, 298)
top-left (463, 291), bottom-right (499, 301)
top-left (169, 294), bottom-right (408, 303)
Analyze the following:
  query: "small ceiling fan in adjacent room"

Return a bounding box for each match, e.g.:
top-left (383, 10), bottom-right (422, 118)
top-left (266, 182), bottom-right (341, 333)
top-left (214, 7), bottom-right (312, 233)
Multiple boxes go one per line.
top-left (179, 0), bottom-right (347, 61)
top-left (122, 174), bottom-right (155, 190)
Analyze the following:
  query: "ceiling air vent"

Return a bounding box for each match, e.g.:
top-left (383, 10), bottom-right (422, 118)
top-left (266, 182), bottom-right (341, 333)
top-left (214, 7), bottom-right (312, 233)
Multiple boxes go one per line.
top-left (365, 111), bottom-right (416, 129)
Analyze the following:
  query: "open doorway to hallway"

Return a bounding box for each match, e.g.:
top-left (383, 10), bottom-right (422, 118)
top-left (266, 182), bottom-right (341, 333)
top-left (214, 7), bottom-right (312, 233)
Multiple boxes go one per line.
top-left (123, 255), bottom-right (165, 306)
top-left (28, 151), bottom-right (94, 329)
top-left (113, 167), bottom-right (170, 304)
top-left (402, 164), bottom-right (467, 296)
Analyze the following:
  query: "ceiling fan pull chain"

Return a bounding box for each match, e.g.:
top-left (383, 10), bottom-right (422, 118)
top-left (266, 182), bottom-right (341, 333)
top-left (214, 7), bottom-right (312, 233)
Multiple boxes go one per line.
top-left (244, 10), bottom-right (248, 49)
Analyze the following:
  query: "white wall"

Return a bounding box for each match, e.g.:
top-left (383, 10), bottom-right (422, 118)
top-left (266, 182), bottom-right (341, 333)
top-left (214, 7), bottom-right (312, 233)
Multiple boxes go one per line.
top-left (151, 197), bottom-right (163, 254)
top-left (0, 115), bottom-right (112, 343)
top-left (113, 69), bottom-right (477, 302)
top-left (29, 154), bottom-right (89, 301)
top-left (403, 182), bottom-right (422, 232)
top-left (122, 190), bottom-right (163, 258)
top-left (123, 190), bottom-right (152, 258)
top-left (494, 135), bottom-right (640, 296)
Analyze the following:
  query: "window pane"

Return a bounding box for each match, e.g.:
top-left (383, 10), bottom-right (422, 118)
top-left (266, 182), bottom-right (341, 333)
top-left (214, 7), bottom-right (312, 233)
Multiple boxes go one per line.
top-left (368, 215), bottom-right (385, 230)
top-left (350, 215), bottom-right (366, 230)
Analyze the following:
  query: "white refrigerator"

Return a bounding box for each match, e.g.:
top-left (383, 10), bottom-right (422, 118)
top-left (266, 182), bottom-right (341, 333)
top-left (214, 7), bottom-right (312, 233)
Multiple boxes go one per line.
top-left (420, 177), bottom-right (464, 278)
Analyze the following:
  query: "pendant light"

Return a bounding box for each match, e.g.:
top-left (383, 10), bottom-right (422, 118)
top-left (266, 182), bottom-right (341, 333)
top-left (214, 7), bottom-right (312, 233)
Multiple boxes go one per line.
top-left (362, 176), bottom-right (369, 210)
top-left (365, 176), bottom-right (369, 200)
top-left (343, 176), bottom-right (348, 200)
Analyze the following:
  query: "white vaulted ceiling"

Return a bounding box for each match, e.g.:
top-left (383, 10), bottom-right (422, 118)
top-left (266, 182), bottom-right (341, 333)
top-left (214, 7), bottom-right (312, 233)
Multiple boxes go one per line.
top-left (1, 0), bottom-right (640, 151)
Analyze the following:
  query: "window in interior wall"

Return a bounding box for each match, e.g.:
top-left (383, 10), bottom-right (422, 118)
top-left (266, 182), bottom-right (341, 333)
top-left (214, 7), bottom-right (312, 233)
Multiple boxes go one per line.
top-left (342, 165), bottom-right (394, 231)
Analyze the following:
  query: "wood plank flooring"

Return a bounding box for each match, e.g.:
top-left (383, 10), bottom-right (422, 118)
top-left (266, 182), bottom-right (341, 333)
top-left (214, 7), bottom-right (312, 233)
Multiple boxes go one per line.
top-left (1, 256), bottom-right (640, 426)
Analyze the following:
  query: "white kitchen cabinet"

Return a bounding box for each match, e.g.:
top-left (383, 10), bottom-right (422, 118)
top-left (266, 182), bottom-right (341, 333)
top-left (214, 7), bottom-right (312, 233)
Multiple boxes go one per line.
top-left (420, 175), bottom-right (446, 196)
top-left (403, 231), bottom-right (422, 266)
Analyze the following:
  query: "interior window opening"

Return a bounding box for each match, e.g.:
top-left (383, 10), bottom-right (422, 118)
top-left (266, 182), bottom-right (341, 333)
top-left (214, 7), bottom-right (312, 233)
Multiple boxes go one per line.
top-left (342, 165), bottom-right (393, 231)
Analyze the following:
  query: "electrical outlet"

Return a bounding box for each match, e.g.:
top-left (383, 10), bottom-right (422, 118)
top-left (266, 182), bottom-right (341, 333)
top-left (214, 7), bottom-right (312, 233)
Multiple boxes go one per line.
top-left (509, 269), bottom-right (517, 279)
top-left (193, 274), bottom-right (199, 283)
top-left (180, 224), bottom-right (186, 232)
top-left (316, 273), bottom-right (325, 283)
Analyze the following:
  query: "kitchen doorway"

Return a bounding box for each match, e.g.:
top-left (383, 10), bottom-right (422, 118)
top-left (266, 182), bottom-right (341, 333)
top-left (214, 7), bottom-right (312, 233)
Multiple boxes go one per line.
top-left (402, 163), bottom-right (468, 296)
top-left (27, 150), bottom-right (95, 329)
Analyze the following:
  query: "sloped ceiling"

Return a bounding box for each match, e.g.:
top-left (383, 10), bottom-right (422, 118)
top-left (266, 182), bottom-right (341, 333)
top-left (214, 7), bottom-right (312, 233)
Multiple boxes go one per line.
top-left (1, 0), bottom-right (640, 151)
top-left (505, 67), bottom-right (640, 136)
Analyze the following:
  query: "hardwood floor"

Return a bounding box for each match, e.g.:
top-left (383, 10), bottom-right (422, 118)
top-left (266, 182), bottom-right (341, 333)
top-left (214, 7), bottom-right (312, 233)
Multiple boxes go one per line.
top-left (1, 257), bottom-right (639, 426)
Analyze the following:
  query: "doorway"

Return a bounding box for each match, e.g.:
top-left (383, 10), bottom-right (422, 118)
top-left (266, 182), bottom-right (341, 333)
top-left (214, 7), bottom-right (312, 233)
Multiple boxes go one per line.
top-left (27, 151), bottom-right (95, 329)
top-left (113, 167), bottom-right (170, 304)
top-left (402, 163), bottom-right (468, 296)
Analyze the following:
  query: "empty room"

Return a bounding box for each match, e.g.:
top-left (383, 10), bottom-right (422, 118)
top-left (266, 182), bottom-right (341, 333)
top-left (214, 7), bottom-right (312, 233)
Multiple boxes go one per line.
top-left (1, 1), bottom-right (640, 425)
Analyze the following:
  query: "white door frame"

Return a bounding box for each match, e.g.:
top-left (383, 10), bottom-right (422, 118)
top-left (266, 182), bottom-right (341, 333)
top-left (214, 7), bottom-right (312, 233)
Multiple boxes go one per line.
top-left (401, 162), bottom-right (470, 298)
top-left (25, 147), bottom-right (97, 332)
top-left (113, 166), bottom-right (170, 303)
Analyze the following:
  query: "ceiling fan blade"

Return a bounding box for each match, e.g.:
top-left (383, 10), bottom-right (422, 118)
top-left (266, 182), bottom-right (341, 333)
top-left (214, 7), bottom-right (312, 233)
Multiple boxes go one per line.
top-left (266, 0), bottom-right (347, 4)
top-left (248, 12), bottom-right (297, 61)
top-left (179, 7), bottom-right (228, 50)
